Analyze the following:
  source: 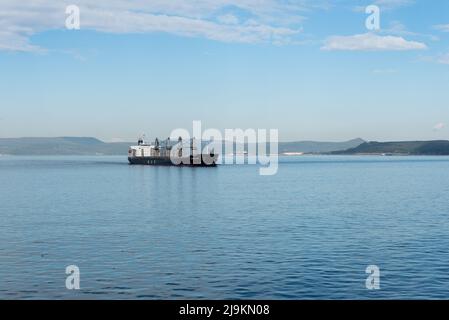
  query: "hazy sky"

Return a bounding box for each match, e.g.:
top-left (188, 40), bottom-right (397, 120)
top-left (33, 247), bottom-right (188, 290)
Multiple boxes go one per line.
top-left (0, 0), bottom-right (448, 142)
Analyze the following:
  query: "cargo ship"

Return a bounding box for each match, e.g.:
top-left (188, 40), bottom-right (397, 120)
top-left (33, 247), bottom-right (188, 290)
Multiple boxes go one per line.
top-left (128, 136), bottom-right (218, 167)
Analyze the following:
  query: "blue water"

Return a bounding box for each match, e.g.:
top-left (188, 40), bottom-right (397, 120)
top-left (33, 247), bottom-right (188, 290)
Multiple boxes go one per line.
top-left (1, 155), bottom-right (449, 299)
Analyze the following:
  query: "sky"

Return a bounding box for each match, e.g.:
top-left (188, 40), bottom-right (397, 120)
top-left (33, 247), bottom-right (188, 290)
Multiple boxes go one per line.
top-left (0, 0), bottom-right (448, 142)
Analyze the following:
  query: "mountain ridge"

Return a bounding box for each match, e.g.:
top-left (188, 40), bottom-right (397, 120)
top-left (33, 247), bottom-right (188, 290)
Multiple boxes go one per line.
top-left (0, 137), bottom-right (365, 155)
top-left (4, 137), bottom-right (449, 156)
top-left (333, 140), bottom-right (449, 155)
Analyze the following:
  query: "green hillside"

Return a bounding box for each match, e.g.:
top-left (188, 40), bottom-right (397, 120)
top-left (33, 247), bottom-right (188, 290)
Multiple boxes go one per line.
top-left (334, 141), bottom-right (449, 155)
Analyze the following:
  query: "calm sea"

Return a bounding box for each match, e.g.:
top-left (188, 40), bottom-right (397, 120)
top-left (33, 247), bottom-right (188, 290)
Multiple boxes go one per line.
top-left (1, 155), bottom-right (449, 299)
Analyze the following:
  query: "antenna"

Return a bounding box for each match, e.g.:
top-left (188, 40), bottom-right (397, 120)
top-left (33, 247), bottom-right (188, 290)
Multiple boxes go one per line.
top-left (138, 133), bottom-right (147, 145)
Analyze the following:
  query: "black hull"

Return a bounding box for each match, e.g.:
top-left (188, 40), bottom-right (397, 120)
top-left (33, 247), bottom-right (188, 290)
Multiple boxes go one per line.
top-left (128, 155), bottom-right (217, 167)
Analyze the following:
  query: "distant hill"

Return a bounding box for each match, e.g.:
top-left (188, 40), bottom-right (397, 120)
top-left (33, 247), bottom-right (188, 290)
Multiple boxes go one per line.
top-left (0, 137), bottom-right (366, 155)
top-left (333, 140), bottom-right (449, 155)
top-left (278, 138), bottom-right (365, 154)
top-left (0, 137), bottom-right (130, 155)
top-left (6, 137), bottom-right (448, 156)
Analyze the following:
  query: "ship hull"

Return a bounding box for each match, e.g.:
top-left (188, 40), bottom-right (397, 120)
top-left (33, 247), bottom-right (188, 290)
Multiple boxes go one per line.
top-left (128, 155), bottom-right (217, 167)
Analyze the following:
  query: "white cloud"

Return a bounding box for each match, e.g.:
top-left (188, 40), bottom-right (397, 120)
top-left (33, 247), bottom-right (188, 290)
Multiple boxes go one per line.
top-left (322, 33), bottom-right (427, 51)
top-left (434, 24), bottom-right (449, 32)
top-left (437, 53), bottom-right (449, 65)
top-left (0, 30), bottom-right (44, 52)
top-left (0, 0), bottom-right (318, 51)
top-left (217, 14), bottom-right (239, 25)
top-left (373, 0), bottom-right (414, 10)
top-left (433, 123), bottom-right (445, 131)
top-left (417, 52), bottom-right (449, 66)
top-left (383, 21), bottom-right (439, 41)
top-left (373, 68), bottom-right (397, 74)
top-left (354, 0), bottom-right (414, 12)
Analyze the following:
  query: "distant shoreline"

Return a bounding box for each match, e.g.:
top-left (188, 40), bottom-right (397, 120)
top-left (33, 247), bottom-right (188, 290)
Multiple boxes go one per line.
top-left (2, 153), bottom-right (449, 158)
top-left (2, 137), bottom-right (449, 156)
